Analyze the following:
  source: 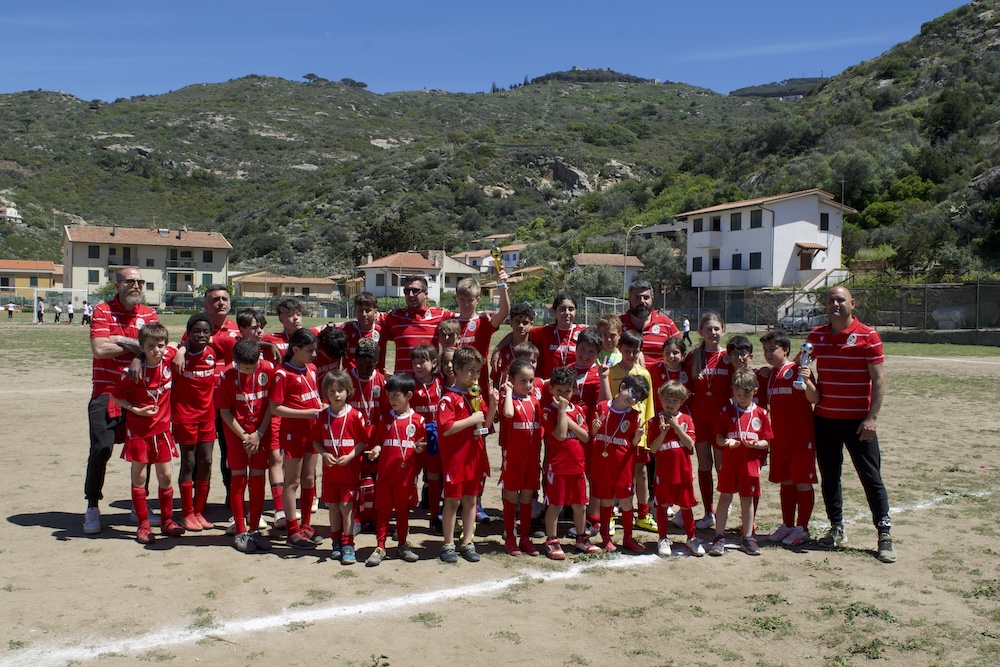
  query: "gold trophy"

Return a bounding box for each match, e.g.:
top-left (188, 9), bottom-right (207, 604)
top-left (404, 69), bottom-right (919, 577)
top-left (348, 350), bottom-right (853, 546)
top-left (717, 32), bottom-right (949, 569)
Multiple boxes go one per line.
top-left (469, 381), bottom-right (489, 435)
top-left (491, 246), bottom-right (506, 289)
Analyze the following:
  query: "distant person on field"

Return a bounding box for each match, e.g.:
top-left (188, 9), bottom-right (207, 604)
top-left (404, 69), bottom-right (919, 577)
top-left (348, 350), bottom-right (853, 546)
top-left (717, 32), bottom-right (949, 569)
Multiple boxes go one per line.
top-left (6, 302), bottom-right (14, 319)
top-left (82, 301), bottom-right (93, 326)
top-left (682, 315), bottom-right (692, 347)
top-left (53, 303), bottom-right (62, 323)
top-left (36, 298), bottom-right (44, 324)
top-left (67, 302), bottom-right (75, 324)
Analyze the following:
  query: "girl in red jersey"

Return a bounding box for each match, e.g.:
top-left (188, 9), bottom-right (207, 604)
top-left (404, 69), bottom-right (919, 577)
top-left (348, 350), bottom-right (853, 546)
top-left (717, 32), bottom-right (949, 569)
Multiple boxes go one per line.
top-left (648, 337), bottom-right (691, 415)
top-left (684, 312), bottom-right (734, 531)
top-left (410, 345), bottom-right (444, 532)
top-left (312, 371), bottom-right (368, 565)
top-left (527, 292), bottom-right (588, 379)
top-left (499, 359), bottom-right (543, 557)
top-left (270, 328), bottom-right (326, 549)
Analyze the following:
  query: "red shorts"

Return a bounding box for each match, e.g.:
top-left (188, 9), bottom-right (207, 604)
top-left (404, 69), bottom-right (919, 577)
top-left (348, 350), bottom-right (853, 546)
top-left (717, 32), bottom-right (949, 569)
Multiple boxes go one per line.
top-left (322, 481), bottom-right (358, 505)
top-left (500, 453), bottom-right (541, 493)
top-left (543, 472), bottom-right (587, 507)
top-left (225, 432), bottom-right (270, 471)
top-left (653, 479), bottom-right (697, 509)
top-left (635, 449), bottom-right (651, 465)
top-left (717, 461), bottom-right (761, 497)
top-left (423, 451), bottom-right (442, 475)
top-left (589, 448), bottom-right (634, 500)
top-left (123, 431), bottom-right (177, 464)
top-left (172, 420), bottom-right (215, 446)
top-left (279, 426), bottom-right (312, 459)
top-left (768, 446), bottom-right (817, 486)
top-left (375, 479), bottom-right (415, 511)
top-left (443, 474), bottom-right (486, 499)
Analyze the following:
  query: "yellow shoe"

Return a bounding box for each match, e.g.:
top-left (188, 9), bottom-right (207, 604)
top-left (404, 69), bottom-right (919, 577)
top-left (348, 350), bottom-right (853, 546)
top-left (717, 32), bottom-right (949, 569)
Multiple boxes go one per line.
top-left (635, 514), bottom-right (658, 533)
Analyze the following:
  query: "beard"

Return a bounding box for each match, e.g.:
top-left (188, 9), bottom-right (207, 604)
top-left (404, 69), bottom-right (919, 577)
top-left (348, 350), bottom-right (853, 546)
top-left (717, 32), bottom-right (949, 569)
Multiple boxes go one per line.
top-left (630, 304), bottom-right (652, 320)
top-left (121, 291), bottom-right (141, 308)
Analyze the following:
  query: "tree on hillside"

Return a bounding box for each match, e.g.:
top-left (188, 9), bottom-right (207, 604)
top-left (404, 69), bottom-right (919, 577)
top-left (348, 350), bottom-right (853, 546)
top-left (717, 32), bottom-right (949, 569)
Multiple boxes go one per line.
top-left (340, 78), bottom-right (368, 89)
top-left (634, 236), bottom-right (688, 295)
top-left (563, 265), bottom-right (623, 304)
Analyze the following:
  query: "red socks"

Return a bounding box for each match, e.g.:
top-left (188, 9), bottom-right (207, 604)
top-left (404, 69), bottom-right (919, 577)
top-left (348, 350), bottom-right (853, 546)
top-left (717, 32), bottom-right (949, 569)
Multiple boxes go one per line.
top-left (270, 483), bottom-right (285, 514)
top-left (681, 508), bottom-right (695, 540)
top-left (194, 480), bottom-right (210, 516)
top-left (248, 475), bottom-right (266, 531)
top-left (638, 502), bottom-right (649, 518)
top-left (503, 499), bottom-right (517, 541)
top-left (621, 508), bottom-right (634, 540)
top-left (796, 488), bottom-right (814, 529)
top-left (599, 505), bottom-right (613, 544)
top-left (230, 475), bottom-right (248, 534)
top-left (698, 470), bottom-right (715, 515)
top-left (301, 486), bottom-right (315, 528)
top-left (656, 505), bottom-right (669, 540)
top-left (519, 503), bottom-right (533, 540)
top-left (131, 486), bottom-right (149, 527)
top-left (780, 484), bottom-right (796, 527)
top-left (158, 486), bottom-right (174, 523)
top-left (180, 481), bottom-right (194, 517)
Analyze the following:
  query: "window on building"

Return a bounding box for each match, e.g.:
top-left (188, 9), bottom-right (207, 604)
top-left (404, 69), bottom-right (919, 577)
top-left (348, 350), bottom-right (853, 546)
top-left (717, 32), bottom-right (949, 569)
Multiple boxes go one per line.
top-left (711, 216), bottom-right (721, 232)
top-left (88, 270), bottom-right (99, 283)
top-left (820, 212), bottom-right (830, 231)
top-left (750, 210), bottom-right (762, 228)
top-left (692, 257), bottom-right (703, 272)
top-left (108, 247), bottom-right (116, 256)
top-left (0, 277), bottom-right (8, 287)
top-left (29, 277), bottom-right (38, 287)
top-left (391, 274), bottom-right (399, 287)
top-left (181, 251), bottom-right (193, 259)
top-left (203, 250), bottom-right (213, 263)
top-left (302, 287), bottom-right (310, 296)
top-left (146, 258), bottom-right (154, 267)
top-left (202, 273), bottom-right (212, 285)
top-left (731, 254), bottom-right (742, 270)
top-left (749, 252), bottom-right (762, 270)
top-left (88, 245), bottom-right (100, 259)
top-left (693, 218), bottom-right (704, 233)
top-left (711, 256), bottom-right (720, 271)
top-left (730, 212), bottom-right (742, 231)
top-left (376, 274), bottom-right (385, 287)
top-left (146, 282), bottom-right (155, 291)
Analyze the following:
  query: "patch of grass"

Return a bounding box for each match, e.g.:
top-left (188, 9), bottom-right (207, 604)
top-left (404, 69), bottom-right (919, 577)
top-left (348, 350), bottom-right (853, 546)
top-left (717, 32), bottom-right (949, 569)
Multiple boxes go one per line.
top-left (962, 579), bottom-right (999, 599)
top-left (745, 593), bottom-right (788, 612)
top-left (138, 649), bottom-right (176, 662)
top-left (335, 570), bottom-right (358, 579)
top-left (848, 637), bottom-right (887, 659)
top-left (882, 342), bottom-right (1000, 357)
top-left (689, 605), bottom-right (708, 617)
top-left (565, 654), bottom-right (591, 666)
top-left (203, 590), bottom-right (216, 599)
top-left (748, 616), bottom-right (794, 635)
top-left (2, 584), bottom-right (14, 592)
top-left (593, 604), bottom-right (647, 618)
top-left (565, 583), bottom-right (591, 591)
top-left (188, 606), bottom-right (218, 630)
top-left (492, 630), bottom-right (521, 644)
top-left (409, 612), bottom-right (442, 628)
top-left (8, 640), bottom-right (27, 650)
top-left (625, 646), bottom-right (659, 657)
top-left (286, 621), bottom-right (311, 632)
top-left (845, 602), bottom-right (897, 624)
top-left (759, 572), bottom-right (790, 582)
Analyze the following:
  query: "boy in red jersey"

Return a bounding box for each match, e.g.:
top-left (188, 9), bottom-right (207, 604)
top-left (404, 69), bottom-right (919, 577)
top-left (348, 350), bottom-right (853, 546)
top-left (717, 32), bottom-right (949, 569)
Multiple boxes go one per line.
top-left (596, 313), bottom-right (623, 368)
top-left (110, 323), bottom-right (185, 544)
top-left (436, 347), bottom-right (498, 563)
top-left (648, 381), bottom-right (701, 557)
top-left (437, 318), bottom-right (461, 352)
top-left (709, 369), bottom-right (773, 557)
top-left (316, 325), bottom-right (348, 385)
top-left (455, 275), bottom-right (509, 388)
top-left (589, 374), bottom-right (650, 554)
top-left (366, 373), bottom-right (426, 566)
top-left (339, 292), bottom-right (385, 370)
top-left (499, 359), bottom-right (543, 556)
top-left (572, 327), bottom-right (610, 533)
top-left (217, 339), bottom-right (275, 553)
top-left (410, 345), bottom-right (444, 532)
top-left (312, 370), bottom-right (368, 565)
top-left (490, 301), bottom-right (534, 388)
top-left (171, 314), bottom-right (219, 532)
top-left (541, 366), bottom-right (601, 557)
top-left (759, 330), bottom-right (818, 547)
top-left (349, 336), bottom-right (388, 531)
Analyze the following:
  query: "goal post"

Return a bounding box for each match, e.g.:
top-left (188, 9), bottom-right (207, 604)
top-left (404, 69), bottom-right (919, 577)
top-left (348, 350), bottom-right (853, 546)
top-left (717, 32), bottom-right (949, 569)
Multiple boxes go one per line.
top-left (583, 296), bottom-right (628, 327)
top-left (32, 288), bottom-right (91, 323)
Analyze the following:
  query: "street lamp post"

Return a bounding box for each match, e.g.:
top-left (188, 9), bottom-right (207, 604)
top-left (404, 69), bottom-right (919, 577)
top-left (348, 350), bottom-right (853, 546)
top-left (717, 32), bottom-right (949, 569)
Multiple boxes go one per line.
top-left (623, 223), bottom-right (641, 297)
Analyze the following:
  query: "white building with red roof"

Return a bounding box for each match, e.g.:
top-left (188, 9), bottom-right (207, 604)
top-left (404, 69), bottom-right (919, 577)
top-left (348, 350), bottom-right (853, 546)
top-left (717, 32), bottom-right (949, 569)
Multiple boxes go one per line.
top-left (357, 251), bottom-right (444, 302)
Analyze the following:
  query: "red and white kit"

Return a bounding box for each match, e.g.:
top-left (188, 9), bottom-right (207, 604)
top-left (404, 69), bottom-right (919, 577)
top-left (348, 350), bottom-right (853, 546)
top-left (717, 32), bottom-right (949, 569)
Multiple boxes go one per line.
top-left (761, 362), bottom-right (817, 485)
top-left (271, 361), bottom-right (322, 458)
top-left (382, 305), bottom-right (455, 374)
top-left (648, 411), bottom-right (697, 508)
top-left (714, 402), bottom-right (774, 497)
top-left (528, 324), bottom-right (587, 379)
top-left (171, 345), bottom-right (218, 445)
top-left (541, 401), bottom-right (589, 507)
top-left (112, 347), bottom-right (178, 463)
top-left (215, 360), bottom-right (277, 470)
top-left (499, 394), bottom-right (542, 493)
top-left (589, 400), bottom-right (641, 500)
top-left (312, 405), bottom-right (368, 504)
top-left (436, 387), bottom-right (491, 497)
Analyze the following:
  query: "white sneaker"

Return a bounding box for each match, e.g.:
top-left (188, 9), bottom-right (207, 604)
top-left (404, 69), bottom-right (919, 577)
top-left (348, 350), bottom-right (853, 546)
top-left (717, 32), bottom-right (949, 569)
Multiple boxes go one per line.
top-left (311, 496), bottom-right (319, 512)
top-left (768, 524), bottom-right (794, 543)
top-left (83, 507), bottom-right (101, 534)
top-left (695, 513), bottom-right (715, 530)
top-left (686, 537), bottom-right (706, 557)
top-left (129, 505), bottom-right (161, 526)
top-left (274, 510), bottom-right (287, 529)
top-left (257, 516), bottom-right (268, 530)
top-left (226, 516), bottom-right (236, 536)
top-left (782, 526), bottom-right (809, 546)
top-left (666, 506), bottom-right (676, 519)
top-left (657, 538), bottom-right (672, 557)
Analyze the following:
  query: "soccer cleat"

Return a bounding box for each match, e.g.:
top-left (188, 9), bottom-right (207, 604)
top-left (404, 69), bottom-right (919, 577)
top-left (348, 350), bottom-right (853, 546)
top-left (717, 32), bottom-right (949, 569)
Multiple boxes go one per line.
top-left (741, 536), bottom-right (762, 556)
top-left (545, 538), bottom-right (566, 561)
top-left (440, 544), bottom-right (458, 564)
top-left (83, 507), bottom-right (101, 535)
top-left (136, 525), bottom-right (155, 544)
top-left (708, 536), bottom-right (726, 557)
top-left (459, 543), bottom-right (480, 562)
top-left (233, 532), bottom-right (256, 553)
top-left (782, 526), bottom-right (809, 546)
top-left (160, 519), bottom-right (185, 537)
top-left (195, 514), bottom-right (214, 530)
top-left (519, 537), bottom-right (539, 557)
top-left (686, 538), bottom-right (706, 557)
top-left (366, 547), bottom-right (386, 567)
top-left (341, 545), bottom-right (356, 565)
top-left (130, 506), bottom-right (161, 527)
top-left (476, 503), bottom-right (490, 524)
top-left (601, 540), bottom-right (618, 553)
top-left (657, 538), bottom-right (673, 557)
top-left (182, 515), bottom-right (204, 532)
top-left (397, 543), bottom-right (419, 563)
top-left (330, 543), bottom-right (342, 560)
top-left (225, 517), bottom-right (237, 536)
top-left (635, 514), bottom-right (659, 533)
top-left (877, 532), bottom-right (896, 563)
top-left (273, 510), bottom-right (287, 530)
top-left (311, 496), bottom-right (320, 513)
top-left (695, 513), bottom-right (715, 530)
top-left (622, 536), bottom-right (645, 554)
top-left (504, 537), bottom-right (522, 556)
top-left (818, 524), bottom-right (847, 548)
top-left (577, 539), bottom-right (602, 555)
top-left (287, 530), bottom-right (315, 550)
top-left (249, 530), bottom-right (272, 551)
top-left (768, 524), bottom-right (794, 543)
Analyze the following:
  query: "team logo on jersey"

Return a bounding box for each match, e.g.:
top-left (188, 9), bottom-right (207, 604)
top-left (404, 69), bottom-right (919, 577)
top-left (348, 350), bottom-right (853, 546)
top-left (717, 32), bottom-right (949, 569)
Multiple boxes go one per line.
top-left (651, 324), bottom-right (661, 335)
top-left (372, 385), bottom-right (381, 398)
top-left (467, 319), bottom-right (477, 332)
top-left (679, 371), bottom-right (688, 384)
top-left (257, 372), bottom-right (268, 385)
top-left (680, 422), bottom-right (689, 432)
top-left (405, 423), bottom-right (417, 438)
top-left (620, 418), bottom-right (630, 433)
top-left (571, 330), bottom-right (579, 341)
top-left (372, 331), bottom-right (380, 342)
top-left (533, 387), bottom-right (542, 400)
top-left (136, 318), bottom-right (146, 328)
top-left (722, 353), bottom-right (731, 364)
top-left (846, 333), bottom-right (857, 346)
top-left (206, 355), bottom-right (215, 367)
top-left (576, 413), bottom-right (585, 425)
top-left (783, 367), bottom-right (795, 380)
top-left (162, 367), bottom-right (172, 380)
top-left (424, 310), bottom-right (433, 320)
top-left (751, 417), bottom-right (762, 430)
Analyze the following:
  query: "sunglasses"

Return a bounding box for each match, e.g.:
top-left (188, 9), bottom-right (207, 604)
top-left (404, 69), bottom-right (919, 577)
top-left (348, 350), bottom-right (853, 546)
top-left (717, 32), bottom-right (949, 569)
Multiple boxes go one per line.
top-left (119, 279), bottom-right (145, 287)
top-left (403, 288), bottom-right (425, 295)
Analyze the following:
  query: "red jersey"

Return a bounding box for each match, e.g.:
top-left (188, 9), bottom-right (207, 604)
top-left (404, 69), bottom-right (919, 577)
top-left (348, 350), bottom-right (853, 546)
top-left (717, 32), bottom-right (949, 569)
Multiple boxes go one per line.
top-left (171, 344), bottom-right (218, 424)
top-left (311, 405), bottom-right (368, 486)
top-left (111, 347), bottom-right (176, 439)
top-left (761, 361), bottom-right (816, 453)
top-left (648, 411), bottom-right (696, 485)
top-left (541, 401), bottom-right (588, 475)
top-left (179, 318), bottom-right (239, 383)
top-left (620, 310), bottom-right (680, 365)
top-left (339, 319), bottom-right (386, 370)
top-left (589, 399), bottom-right (642, 492)
top-left (314, 348), bottom-right (346, 386)
top-left (685, 348), bottom-right (735, 427)
top-left (808, 318), bottom-right (884, 420)
top-left (382, 305), bottom-right (456, 374)
top-left (648, 362), bottom-right (692, 414)
top-left (261, 327), bottom-right (321, 365)
top-left (90, 296), bottom-right (159, 397)
top-left (411, 375), bottom-right (443, 424)
top-left (490, 341), bottom-right (517, 388)
top-left (349, 368), bottom-right (389, 434)
top-left (714, 402), bottom-right (774, 476)
top-left (499, 394), bottom-right (542, 454)
top-left (272, 362), bottom-right (322, 449)
top-left (436, 386), bottom-right (490, 484)
top-left (459, 312), bottom-right (498, 388)
top-left (528, 324), bottom-right (587, 379)
top-left (572, 364), bottom-right (602, 415)
top-left (374, 409), bottom-right (427, 483)
top-left (215, 360), bottom-right (276, 434)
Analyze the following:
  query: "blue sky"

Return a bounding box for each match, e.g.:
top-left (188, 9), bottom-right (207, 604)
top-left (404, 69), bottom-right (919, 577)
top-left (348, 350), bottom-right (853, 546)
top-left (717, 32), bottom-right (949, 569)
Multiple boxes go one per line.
top-left (2, 1), bottom-right (969, 101)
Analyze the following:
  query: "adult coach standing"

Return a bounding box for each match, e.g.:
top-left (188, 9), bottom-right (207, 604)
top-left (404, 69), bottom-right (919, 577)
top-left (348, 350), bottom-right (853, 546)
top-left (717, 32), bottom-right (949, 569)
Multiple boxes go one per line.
top-left (620, 279), bottom-right (680, 365)
top-left (381, 276), bottom-right (455, 374)
top-left (807, 286), bottom-right (895, 563)
top-left (84, 267), bottom-right (158, 534)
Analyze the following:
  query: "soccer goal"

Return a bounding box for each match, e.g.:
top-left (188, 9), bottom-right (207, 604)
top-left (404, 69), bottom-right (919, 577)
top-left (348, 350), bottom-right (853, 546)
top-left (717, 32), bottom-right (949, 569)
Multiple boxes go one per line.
top-left (32, 288), bottom-right (91, 323)
top-left (583, 296), bottom-right (628, 327)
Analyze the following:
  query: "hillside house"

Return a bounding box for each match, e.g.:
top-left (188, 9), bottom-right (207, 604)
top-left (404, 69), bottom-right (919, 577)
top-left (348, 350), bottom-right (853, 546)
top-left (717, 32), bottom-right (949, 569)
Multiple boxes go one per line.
top-left (0, 205), bottom-right (24, 224)
top-left (62, 225), bottom-right (231, 308)
top-left (0, 260), bottom-right (61, 299)
top-left (357, 252), bottom-right (444, 302)
top-left (232, 270), bottom-right (338, 299)
top-left (572, 253), bottom-right (645, 288)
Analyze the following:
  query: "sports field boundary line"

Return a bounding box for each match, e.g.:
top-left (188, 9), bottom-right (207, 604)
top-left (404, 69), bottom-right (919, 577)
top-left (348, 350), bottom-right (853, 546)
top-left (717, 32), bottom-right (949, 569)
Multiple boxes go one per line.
top-left (843, 485), bottom-right (1000, 525)
top-left (886, 354), bottom-right (1000, 365)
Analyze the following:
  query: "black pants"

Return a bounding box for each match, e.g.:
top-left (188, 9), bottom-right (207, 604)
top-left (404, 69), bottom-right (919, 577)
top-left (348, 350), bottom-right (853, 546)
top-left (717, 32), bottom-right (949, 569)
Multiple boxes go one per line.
top-left (814, 415), bottom-right (891, 531)
top-left (683, 332), bottom-right (692, 346)
top-left (215, 411), bottom-right (231, 502)
top-left (85, 394), bottom-right (124, 504)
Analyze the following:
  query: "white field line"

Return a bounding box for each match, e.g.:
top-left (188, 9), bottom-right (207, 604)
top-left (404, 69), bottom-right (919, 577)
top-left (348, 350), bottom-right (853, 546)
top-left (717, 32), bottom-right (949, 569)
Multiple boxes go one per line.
top-left (887, 354), bottom-right (1000, 365)
top-left (843, 486), bottom-right (1000, 525)
top-left (0, 555), bottom-right (661, 667)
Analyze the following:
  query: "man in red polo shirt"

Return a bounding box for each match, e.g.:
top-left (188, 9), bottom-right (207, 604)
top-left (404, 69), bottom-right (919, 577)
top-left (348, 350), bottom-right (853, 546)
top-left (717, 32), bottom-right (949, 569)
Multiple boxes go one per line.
top-left (807, 286), bottom-right (894, 563)
top-left (381, 276), bottom-right (456, 374)
top-left (620, 280), bottom-right (680, 365)
top-left (84, 267), bottom-right (159, 534)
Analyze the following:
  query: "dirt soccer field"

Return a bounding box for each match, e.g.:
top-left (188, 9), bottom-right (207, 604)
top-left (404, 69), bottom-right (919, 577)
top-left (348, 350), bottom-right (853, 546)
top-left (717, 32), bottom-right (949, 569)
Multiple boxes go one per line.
top-left (1, 320), bottom-right (998, 667)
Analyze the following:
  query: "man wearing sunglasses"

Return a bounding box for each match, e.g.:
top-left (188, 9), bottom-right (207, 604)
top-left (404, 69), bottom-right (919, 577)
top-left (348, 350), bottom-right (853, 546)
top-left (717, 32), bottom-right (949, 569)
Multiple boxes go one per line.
top-left (381, 276), bottom-right (456, 374)
top-left (84, 267), bottom-right (159, 535)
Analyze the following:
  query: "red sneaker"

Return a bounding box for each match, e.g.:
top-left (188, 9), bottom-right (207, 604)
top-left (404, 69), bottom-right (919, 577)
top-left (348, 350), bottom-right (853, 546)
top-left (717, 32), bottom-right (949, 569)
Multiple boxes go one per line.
top-left (622, 536), bottom-right (645, 554)
top-left (182, 515), bottom-right (203, 532)
top-left (136, 525), bottom-right (155, 544)
top-left (195, 513), bottom-right (214, 530)
top-left (161, 519), bottom-right (185, 537)
top-left (577, 539), bottom-right (603, 554)
top-left (519, 537), bottom-right (539, 557)
top-left (287, 530), bottom-right (315, 550)
top-left (601, 540), bottom-right (617, 553)
top-left (505, 537), bottom-right (522, 556)
top-left (545, 538), bottom-right (565, 561)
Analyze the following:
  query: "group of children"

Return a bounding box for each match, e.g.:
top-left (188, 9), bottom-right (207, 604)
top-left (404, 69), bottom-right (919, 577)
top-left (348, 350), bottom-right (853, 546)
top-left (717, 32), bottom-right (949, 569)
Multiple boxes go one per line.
top-left (110, 283), bottom-right (820, 565)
